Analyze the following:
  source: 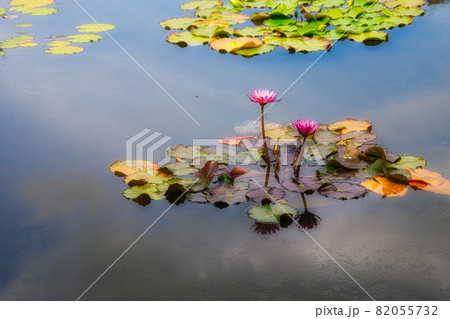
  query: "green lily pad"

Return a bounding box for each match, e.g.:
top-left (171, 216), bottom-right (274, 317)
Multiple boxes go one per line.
top-left (180, 0), bottom-right (223, 10)
top-left (234, 43), bottom-right (275, 56)
top-left (164, 162), bottom-right (199, 176)
top-left (233, 26), bottom-right (271, 37)
top-left (327, 155), bottom-right (368, 170)
top-left (123, 184), bottom-right (166, 199)
top-left (313, 0), bottom-right (346, 7)
top-left (167, 31), bottom-right (210, 47)
top-left (170, 144), bottom-right (205, 160)
top-left (160, 16), bottom-right (201, 30)
top-left (247, 203), bottom-right (298, 224)
top-left (264, 36), bottom-right (332, 52)
top-left (348, 30), bottom-right (388, 43)
top-left (389, 155), bottom-right (426, 170)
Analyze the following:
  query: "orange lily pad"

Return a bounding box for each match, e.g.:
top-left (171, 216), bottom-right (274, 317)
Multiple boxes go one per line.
top-left (209, 37), bottom-right (263, 53)
top-left (328, 118), bottom-right (372, 134)
top-left (360, 176), bottom-right (408, 197)
top-left (407, 168), bottom-right (450, 195)
top-left (110, 160), bottom-right (159, 176)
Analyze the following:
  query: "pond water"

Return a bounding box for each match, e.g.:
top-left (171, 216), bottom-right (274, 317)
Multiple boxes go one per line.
top-left (0, 0), bottom-right (449, 300)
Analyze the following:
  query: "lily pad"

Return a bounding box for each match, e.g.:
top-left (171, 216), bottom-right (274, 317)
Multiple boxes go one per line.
top-left (45, 45), bottom-right (84, 55)
top-left (160, 0), bottom-right (426, 56)
top-left (191, 160), bottom-right (218, 191)
top-left (67, 34), bottom-right (102, 43)
top-left (16, 7), bottom-right (57, 16)
top-left (246, 187), bottom-right (286, 203)
top-left (389, 155), bottom-right (426, 170)
top-left (247, 203), bottom-right (298, 224)
top-left (122, 184), bottom-right (166, 202)
top-left (328, 118), bottom-right (372, 134)
top-left (75, 23), bottom-right (116, 33)
top-left (169, 144), bottom-right (205, 160)
top-left (110, 160), bottom-right (159, 177)
top-left (348, 30), bottom-right (388, 44)
top-left (163, 162), bottom-right (199, 176)
top-left (282, 176), bottom-right (322, 194)
top-left (318, 182), bottom-right (367, 200)
top-left (360, 176), bottom-right (408, 197)
top-left (180, 0), bottom-right (223, 10)
top-left (206, 184), bottom-right (248, 207)
top-left (210, 36), bottom-right (264, 53)
top-left (327, 156), bottom-right (368, 170)
top-left (14, 23), bottom-right (33, 28)
top-left (167, 31), bottom-right (210, 47)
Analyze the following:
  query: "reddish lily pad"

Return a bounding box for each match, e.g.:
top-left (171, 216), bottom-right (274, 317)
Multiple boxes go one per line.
top-left (282, 176), bottom-right (322, 194)
top-left (318, 182), bottom-right (368, 200)
top-left (246, 187), bottom-right (286, 203)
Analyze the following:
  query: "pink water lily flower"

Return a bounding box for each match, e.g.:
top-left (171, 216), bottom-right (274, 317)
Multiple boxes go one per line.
top-left (248, 89), bottom-right (281, 105)
top-left (292, 119), bottom-right (320, 138)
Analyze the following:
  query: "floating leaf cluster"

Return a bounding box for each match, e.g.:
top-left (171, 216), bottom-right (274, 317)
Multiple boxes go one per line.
top-left (45, 24), bottom-right (114, 55)
top-left (160, 0), bottom-right (426, 57)
top-left (111, 118), bottom-right (449, 230)
top-left (0, 1), bottom-right (115, 57)
top-left (9, 0), bottom-right (57, 16)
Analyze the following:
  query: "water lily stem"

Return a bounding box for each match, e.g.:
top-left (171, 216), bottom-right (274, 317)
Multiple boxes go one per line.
top-left (260, 104), bottom-right (270, 167)
top-left (294, 137), bottom-right (306, 178)
top-left (300, 193), bottom-right (308, 211)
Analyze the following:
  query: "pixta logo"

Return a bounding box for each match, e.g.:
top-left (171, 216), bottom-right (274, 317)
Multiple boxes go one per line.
top-left (126, 129), bottom-right (172, 169)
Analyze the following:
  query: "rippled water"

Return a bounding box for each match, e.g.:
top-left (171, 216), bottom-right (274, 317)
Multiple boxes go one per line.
top-left (0, 0), bottom-right (449, 300)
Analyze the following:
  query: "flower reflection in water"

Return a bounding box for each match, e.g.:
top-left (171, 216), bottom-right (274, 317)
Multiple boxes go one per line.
top-left (253, 223), bottom-right (280, 236)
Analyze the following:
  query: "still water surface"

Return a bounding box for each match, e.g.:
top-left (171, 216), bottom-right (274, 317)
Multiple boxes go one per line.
top-left (0, 0), bottom-right (449, 300)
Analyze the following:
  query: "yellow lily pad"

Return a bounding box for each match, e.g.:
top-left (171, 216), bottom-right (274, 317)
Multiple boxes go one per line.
top-left (209, 37), bottom-right (263, 53)
top-left (67, 34), bottom-right (102, 43)
top-left (75, 23), bottom-right (115, 33)
top-left (45, 45), bottom-right (84, 55)
top-left (14, 23), bottom-right (33, 28)
top-left (46, 40), bottom-right (72, 47)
